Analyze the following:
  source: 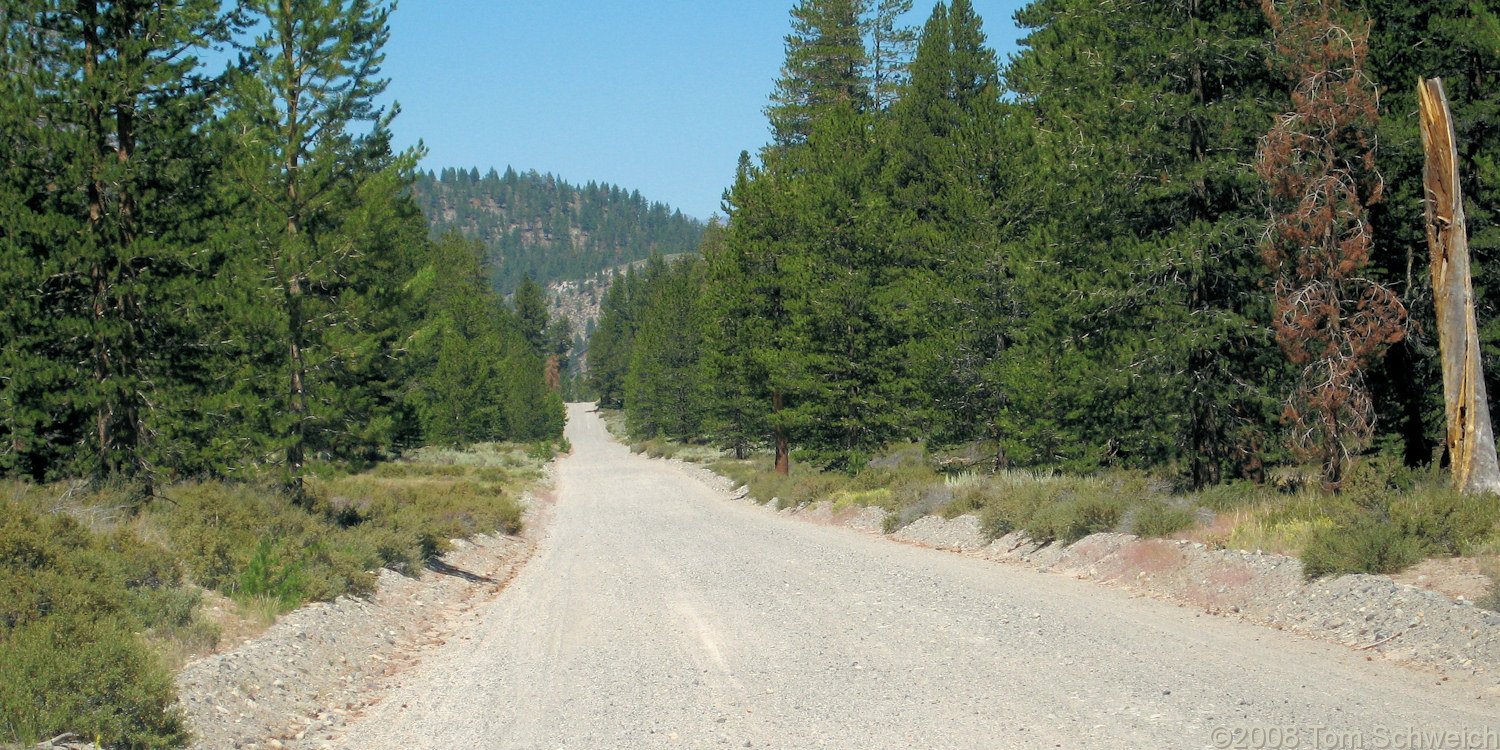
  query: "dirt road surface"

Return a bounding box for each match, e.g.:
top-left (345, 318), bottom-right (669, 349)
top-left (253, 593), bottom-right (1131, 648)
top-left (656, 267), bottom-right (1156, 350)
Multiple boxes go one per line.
top-left (331, 404), bottom-right (1496, 749)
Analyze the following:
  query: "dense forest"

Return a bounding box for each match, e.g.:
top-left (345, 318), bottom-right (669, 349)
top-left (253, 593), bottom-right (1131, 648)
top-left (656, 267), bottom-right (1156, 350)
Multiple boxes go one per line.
top-left (408, 167), bottom-right (705, 294)
top-left (593, 0), bottom-right (1500, 490)
top-left (0, 1), bottom-right (563, 490)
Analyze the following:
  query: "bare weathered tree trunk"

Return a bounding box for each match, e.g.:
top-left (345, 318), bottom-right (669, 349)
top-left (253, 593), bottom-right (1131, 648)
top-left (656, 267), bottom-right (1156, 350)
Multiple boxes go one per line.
top-left (1417, 77), bottom-right (1500, 495)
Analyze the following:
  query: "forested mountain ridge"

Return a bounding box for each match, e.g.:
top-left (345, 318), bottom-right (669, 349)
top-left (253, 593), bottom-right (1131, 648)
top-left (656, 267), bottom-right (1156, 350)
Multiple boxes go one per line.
top-left (409, 167), bottom-right (705, 294)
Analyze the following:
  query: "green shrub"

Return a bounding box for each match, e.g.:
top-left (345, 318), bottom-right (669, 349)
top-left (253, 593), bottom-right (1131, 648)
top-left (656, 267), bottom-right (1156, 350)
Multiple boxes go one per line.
top-left (155, 470), bottom-right (525, 609)
top-left (1133, 501), bottom-right (1195, 538)
top-left (0, 617), bottom-right (187, 749)
top-left (372, 463), bottom-right (467, 479)
top-left (1026, 490), bottom-right (1125, 544)
top-left (942, 485), bottom-right (990, 519)
top-left (636, 438), bottom-right (680, 459)
top-left (865, 442), bottom-right (926, 471)
top-left (746, 469), bottom-right (796, 506)
top-left (1196, 480), bottom-right (1275, 512)
top-left (978, 480), bottom-right (1074, 540)
top-left (0, 443), bottom-right (547, 747)
top-left (883, 485), bottom-right (953, 533)
top-left (1479, 553), bottom-right (1500, 612)
top-left (1340, 452), bottom-right (1420, 509)
top-left (1480, 588), bottom-right (1500, 613)
top-left (972, 487), bottom-right (1023, 538)
top-left (238, 538), bottom-right (309, 611)
top-left (1389, 487), bottom-right (1500, 556)
top-left (1300, 517), bottom-right (1425, 579)
top-left (0, 501), bottom-right (192, 748)
top-left (775, 473), bottom-right (841, 509)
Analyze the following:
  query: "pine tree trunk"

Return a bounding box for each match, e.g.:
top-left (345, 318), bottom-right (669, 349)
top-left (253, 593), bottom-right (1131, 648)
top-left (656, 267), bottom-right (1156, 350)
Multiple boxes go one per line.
top-left (82, 0), bottom-right (112, 476)
top-left (286, 276), bottom-right (307, 488)
top-left (113, 6), bottom-right (146, 490)
top-left (773, 390), bottom-right (789, 475)
top-left (82, 1), bottom-right (147, 483)
top-left (1185, 0), bottom-right (1223, 489)
top-left (283, 25), bottom-right (308, 496)
top-left (1417, 77), bottom-right (1500, 494)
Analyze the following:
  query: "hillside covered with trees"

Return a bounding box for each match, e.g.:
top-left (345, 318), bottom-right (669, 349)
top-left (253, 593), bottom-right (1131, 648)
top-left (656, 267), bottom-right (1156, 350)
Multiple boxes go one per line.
top-left (596, 0), bottom-right (1500, 488)
top-left (408, 167), bottom-right (705, 294)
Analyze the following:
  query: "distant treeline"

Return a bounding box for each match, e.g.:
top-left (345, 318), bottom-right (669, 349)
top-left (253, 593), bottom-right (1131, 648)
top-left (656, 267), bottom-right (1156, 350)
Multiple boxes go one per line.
top-left (0, 1), bottom-right (563, 490)
top-left (593, 0), bottom-right (1500, 487)
top-left (409, 167), bottom-right (705, 294)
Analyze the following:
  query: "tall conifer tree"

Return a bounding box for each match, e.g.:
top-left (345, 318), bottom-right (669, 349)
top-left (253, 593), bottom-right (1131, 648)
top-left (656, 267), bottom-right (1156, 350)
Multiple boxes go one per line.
top-left (0, 0), bottom-right (230, 486)
top-left (1001, 0), bottom-right (1285, 479)
top-left (1360, 0), bottom-right (1500, 465)
top-left (1257, 0), bottom-right (1406, 485)
top-left (767, 0), bottom-right (872, 148)
top-left (699, 218), bottom-right (767, 458)
top-left (866, 0), bottom-right (916, 111)
top-left (225, 0), bottom-right (413, 488)
top-left (625, 258), bottom-right (707, 441)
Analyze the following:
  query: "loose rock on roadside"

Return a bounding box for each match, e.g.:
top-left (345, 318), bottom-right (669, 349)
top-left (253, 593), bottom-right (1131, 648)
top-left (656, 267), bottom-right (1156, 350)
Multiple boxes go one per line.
top-left (668, 457), bottom-right (1500, 690)
top-left (174, 478), bottom-right (552, 750)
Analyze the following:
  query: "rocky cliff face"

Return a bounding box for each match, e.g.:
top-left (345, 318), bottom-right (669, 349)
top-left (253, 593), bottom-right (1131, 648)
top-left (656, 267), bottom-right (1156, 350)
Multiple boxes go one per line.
top-left (547, 277), bottom-right (606, 344)
top-left (544, 253), bottom-right (693, 369)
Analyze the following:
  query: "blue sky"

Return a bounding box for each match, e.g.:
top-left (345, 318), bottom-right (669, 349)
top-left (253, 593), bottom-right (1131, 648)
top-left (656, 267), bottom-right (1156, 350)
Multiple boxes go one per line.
top-left (379, 1), bottom-right (1030, 221)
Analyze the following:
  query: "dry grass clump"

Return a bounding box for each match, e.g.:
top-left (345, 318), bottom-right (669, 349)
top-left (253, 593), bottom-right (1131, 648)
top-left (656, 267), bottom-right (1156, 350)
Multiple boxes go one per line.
top-left (697, 435), bottom-right (1500, 583)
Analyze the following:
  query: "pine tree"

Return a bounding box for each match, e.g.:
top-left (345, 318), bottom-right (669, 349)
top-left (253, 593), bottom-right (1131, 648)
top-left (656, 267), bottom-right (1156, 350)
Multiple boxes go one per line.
top-left (866, 0), bottom-right (916, 111)
top-left (767, 0), bottom-right (872, 148)
top-left (699, 219), bottom-right (767, 458)
top-left (885, 0), bottom-right (1019, 462)
top-left (625, 258), bottom-right (707, 440)
top-left (224, 0), bottom-right (414, 490)
top-left (406, 235), bottom-right (510, 446)
top-left (513, 274), bottom-right (549, 353)
top-left (716, 152), bottom-right (804, 473)
top-left (0, 0), bottom-right (231, 486)
top-left (1257, 0), bottom-right (1407, 485)
top-left (997, 0), bottom-right (1286, 478)
top-left (1, 2), bottom-right (73, 481)
top-left (1357, 0), bottom-right (1500, 465)
top-left (587, 269), bottom-right (639, 409)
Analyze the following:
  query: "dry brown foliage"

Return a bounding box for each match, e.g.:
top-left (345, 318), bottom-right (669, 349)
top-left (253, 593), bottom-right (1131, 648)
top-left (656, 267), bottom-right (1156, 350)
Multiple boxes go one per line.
top-left (1257, 0), bottom-right (1407, 485)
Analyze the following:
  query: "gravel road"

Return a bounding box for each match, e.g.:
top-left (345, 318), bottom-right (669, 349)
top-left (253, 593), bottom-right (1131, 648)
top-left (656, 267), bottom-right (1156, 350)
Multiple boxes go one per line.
top-left (331, 404), bottom-right (1497, 749)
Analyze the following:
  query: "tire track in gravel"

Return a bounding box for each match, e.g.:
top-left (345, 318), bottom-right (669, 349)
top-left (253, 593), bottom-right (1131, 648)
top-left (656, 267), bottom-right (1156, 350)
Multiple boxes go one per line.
top-left (327, 403), bottom-right (1496, 750)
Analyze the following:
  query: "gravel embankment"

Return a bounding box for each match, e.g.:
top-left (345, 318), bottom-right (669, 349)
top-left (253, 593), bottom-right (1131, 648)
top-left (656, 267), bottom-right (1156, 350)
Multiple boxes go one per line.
top-left (673, 460), bottom-right (1500, 684)
top-left (173, 478), bottom-right (551, 750)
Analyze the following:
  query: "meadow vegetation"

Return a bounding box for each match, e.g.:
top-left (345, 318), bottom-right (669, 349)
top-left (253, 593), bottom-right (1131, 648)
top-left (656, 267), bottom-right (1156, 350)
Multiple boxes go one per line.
top-left (0, 442), bottom-right (549, 748)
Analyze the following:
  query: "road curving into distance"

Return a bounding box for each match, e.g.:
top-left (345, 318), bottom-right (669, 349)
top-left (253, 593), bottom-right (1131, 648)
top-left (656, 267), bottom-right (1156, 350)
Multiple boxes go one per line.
top-left (331, 403), bottom-right (1496, 749)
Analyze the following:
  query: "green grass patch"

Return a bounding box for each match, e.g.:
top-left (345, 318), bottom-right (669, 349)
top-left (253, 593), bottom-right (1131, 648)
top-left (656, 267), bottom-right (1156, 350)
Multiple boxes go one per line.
top-left (1132, 501), bottom-right (1196, 539)
top-left (1300, 516), bottom-right (1427, 579)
